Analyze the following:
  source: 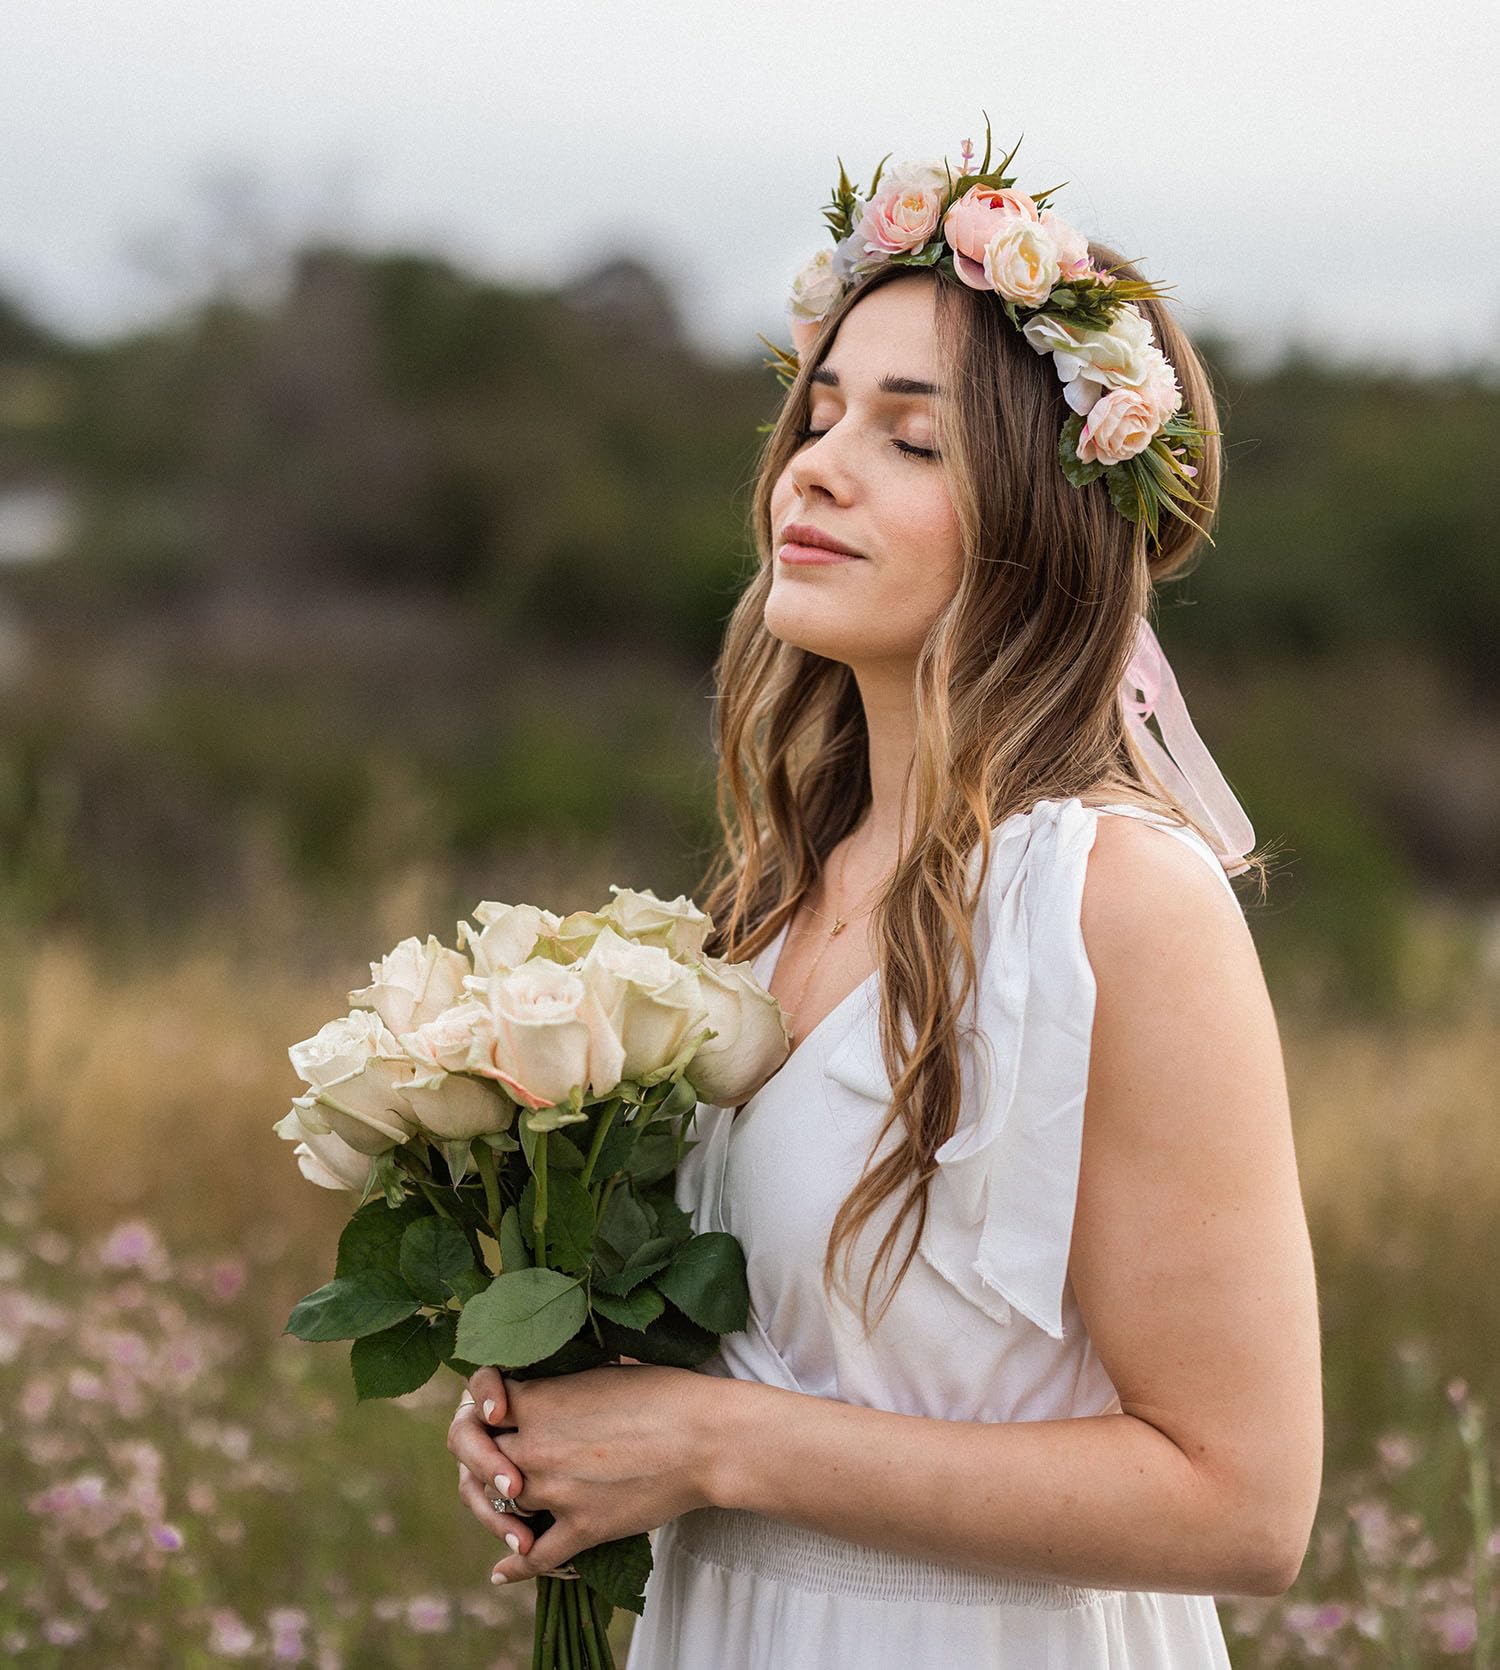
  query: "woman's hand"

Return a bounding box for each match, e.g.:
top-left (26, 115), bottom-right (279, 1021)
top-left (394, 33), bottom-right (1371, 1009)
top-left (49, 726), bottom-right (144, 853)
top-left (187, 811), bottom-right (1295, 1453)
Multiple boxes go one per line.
top-left (447, 1360), bottom-right (727, 1586)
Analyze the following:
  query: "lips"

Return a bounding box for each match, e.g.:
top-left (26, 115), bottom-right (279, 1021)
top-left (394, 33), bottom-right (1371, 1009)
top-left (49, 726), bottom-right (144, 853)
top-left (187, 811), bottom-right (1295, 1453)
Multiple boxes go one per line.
top-left (777, 522), bottom-right (865, 558)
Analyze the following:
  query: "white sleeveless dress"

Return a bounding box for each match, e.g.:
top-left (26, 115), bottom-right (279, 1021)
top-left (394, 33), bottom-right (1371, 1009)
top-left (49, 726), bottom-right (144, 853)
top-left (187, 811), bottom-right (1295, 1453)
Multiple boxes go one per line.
top-left (625, 797), bottom-right (1237, 1668)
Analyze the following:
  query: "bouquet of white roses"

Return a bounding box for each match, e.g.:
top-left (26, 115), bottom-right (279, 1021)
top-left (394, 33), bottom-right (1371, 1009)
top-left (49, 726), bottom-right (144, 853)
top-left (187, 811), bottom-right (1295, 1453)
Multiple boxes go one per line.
top-left (275, 885), bottom-right (791, 1669)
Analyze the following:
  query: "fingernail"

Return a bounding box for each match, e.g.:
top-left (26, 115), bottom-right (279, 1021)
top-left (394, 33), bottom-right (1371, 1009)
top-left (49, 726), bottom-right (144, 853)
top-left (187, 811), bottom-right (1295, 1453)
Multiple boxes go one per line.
top-left (505, 1533), bottom-right (521, 1553)
top-left (483, 1399), bottom-right (496, 1421)
top-left (491, 1569), bottom-right (508, 1585)
top-left (495, 1473), bottom-right (511, 1494)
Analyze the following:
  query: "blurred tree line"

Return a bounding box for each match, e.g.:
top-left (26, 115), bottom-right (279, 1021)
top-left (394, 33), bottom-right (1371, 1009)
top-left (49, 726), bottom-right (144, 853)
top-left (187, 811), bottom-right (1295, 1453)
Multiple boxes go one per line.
top-left (0, 245), bottom-right (1494, 1018)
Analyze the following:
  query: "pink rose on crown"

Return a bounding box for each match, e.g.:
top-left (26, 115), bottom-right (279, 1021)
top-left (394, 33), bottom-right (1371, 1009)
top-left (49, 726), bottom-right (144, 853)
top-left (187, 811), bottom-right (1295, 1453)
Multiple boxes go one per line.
top-left (1077, 387), bottom-right (1159, 466)
top-left (1040, 210), bottom-right (1091, 277)
top-left (856, 162), bottom-right (947, 256)
top-left (942, 185), bottom-right (1040, 289)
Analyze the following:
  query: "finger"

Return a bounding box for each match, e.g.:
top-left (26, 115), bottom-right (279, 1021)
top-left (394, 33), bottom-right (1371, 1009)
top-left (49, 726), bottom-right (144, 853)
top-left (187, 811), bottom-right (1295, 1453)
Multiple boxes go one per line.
top-left (458, 1463), bottom-right (537, 1557)
top-left (490, 1520), bottom-right (586, 1587)
top-left (466, 1365), bottom-right (508, 1425)
top-left (447, 1414), bottom-right (528, 1508)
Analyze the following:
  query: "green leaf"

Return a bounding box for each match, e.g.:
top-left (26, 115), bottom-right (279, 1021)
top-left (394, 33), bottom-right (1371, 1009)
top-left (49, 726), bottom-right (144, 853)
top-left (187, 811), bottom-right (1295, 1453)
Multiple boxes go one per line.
top-left (642, 1193), bottom-right (693, 1245)
top-left (399, 1215), bottom-right (481, 1305)
top-left (286, 1270), bottom-right (423, 1342)
top-left (590, 1285), bottom-right (665, 1331)
top-left (351, 1312), bottom-right (443, 1400)
top-left (653, 1233), bottom-right (750, 1335)
top-left (430, 1311), bottom-right (484, 1379)
top-left (519, 1171), bottom-right (596, 1276)
top-left (597, 1184), bottom-right (653, 1263)
top-left (455, 1267), bottom-right (589, 1369)
top-left (335, 1197), bottom-right (428, 1279)
top-left (1106, 458), bottom-right (1145, 523)
top-left (546, 1132), bottom-right (588, 1172)
top-left (498, 1205), bottom-right (532, 1273)
top-left (570, 1531), bottom-right (654, 1616)
top-left (598, 1299), bottom-right (720, 1369)
top-left (1058, 414), bottom-right (1105, 488)
top-left (625, 1124), bottom-right (679, 1187)
top-left (591, 1113), bottom-right (644, 1180)
top-left (592, 1236), bottom-right (675, 1296)
top-left (448, 1265), bottom-right (492, 1303)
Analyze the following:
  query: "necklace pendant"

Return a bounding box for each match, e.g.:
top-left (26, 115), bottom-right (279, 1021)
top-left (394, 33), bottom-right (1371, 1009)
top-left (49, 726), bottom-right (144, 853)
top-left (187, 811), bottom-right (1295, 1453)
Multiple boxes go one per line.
top-left (829, 918), bottom-right (846, 936)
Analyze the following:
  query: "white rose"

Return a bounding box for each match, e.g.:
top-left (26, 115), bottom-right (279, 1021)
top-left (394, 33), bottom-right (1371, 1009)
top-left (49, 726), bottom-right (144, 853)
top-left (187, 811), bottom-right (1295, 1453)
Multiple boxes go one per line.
top-left (272, 1104), bottom-right (376, 1192)
top-left (831, 223), bottom-right (888, 285)
top-left (684, 956), bottom-right (792, 1107)
top-left (465, 959), bottom-right (625, 1108)
top-left (577, 927), bottom-right (712, 1083)
top-left (1023, 303), bottom-right (1161, 414)
top-left (983, 218), bottom-right (1061, 307)
top-left (402, 1072), bottom-right (516, 1143)
top-left (456, 902), bottom-right (562, 978)
top-left (347, 935), bottom-right (470, 1036)
top-left (395, 1001), bottom-right (518, 1140)
top-left (787, 247), bottom-right (844, 325)
top-left (600, 885), bottom-right (713, 959)
top-left (544, 909), bottom-right (612, 964)
top-left (287, 1009), bottom-right (418, 1155)
top-left (400, 998), bottom-right (489, 1075)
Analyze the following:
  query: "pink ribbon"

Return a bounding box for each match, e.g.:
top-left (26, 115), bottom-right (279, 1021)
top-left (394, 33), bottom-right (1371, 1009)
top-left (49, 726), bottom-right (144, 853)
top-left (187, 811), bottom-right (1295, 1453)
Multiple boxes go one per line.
top-left (1118, 616), bottom-right (1255, 877)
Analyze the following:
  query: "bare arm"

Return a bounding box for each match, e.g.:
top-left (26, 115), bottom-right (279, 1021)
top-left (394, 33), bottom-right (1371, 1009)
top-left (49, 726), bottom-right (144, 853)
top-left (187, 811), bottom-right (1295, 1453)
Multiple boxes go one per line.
top-left (465, 818), bottom-right (1323, 1595)
top-left (703, 819), bottom-right (1323, 1598)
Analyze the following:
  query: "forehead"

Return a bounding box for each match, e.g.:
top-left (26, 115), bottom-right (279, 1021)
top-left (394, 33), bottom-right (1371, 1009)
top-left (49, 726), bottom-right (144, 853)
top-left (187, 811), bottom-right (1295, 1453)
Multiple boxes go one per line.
top-left (811, 278), bottom-right (941, 394)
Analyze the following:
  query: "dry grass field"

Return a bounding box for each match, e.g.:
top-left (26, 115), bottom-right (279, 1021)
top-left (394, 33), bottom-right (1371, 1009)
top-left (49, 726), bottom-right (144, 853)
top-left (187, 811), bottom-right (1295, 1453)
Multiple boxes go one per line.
top-left (1, 860), bottom-right (1496, 1665)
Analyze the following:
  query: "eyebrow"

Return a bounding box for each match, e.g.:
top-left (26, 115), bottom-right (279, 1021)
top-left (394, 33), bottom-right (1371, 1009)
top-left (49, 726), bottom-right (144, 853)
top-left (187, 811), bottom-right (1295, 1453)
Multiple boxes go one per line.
top-left (808, 366), bottom-right (943, 399)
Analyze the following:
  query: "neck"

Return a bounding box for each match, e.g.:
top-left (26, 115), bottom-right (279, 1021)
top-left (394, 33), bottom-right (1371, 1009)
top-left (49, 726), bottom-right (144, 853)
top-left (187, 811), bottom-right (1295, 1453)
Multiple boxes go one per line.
top-left (850, 661), bottom-right (919, 861)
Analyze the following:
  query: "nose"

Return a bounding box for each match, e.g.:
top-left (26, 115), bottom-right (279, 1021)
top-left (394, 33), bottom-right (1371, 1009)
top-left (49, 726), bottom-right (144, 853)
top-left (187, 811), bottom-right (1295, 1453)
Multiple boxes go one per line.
top-left (783, 424), bottom-right (854, 503)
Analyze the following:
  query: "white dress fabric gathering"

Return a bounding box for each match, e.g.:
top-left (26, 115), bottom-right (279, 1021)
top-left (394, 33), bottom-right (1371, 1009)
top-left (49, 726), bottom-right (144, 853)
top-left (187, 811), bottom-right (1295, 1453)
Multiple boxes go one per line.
top-left (624, 797), bottom-right (1238, 1668)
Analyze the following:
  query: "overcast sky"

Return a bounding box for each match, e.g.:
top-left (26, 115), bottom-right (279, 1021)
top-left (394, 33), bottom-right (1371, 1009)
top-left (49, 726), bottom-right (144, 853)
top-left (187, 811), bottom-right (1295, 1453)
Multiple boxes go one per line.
top-left (2, 0), bottom-right (1495, 374)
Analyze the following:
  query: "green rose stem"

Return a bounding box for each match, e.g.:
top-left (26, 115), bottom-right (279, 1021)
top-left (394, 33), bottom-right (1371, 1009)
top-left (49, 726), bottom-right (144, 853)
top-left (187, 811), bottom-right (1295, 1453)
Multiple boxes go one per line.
top-left (590, 1587), bottom-right (616, 1666)
top-left (578, 1098), bottom-right (620, 1190)
top-left (539, 1573), bottom-right (562, 1665)
top-left (534, 1128), bottom-right (550, 1267)
top-left (594, 1172), bottom-right (622, 1226)
top-left (576, 1572), bottom-right (607, 1668)
top-left (474, 1140), bottom-right (504, 1242)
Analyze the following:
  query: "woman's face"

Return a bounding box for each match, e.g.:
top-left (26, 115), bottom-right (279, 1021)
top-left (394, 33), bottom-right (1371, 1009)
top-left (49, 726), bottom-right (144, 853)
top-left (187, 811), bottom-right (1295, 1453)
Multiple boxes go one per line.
top-left (766, 274), bottom-right (964, 668)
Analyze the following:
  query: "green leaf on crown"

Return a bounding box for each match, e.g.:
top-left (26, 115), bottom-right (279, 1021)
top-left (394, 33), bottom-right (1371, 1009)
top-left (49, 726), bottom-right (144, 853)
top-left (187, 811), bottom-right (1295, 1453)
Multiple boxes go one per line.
top-left (1059, 415), bottom-right (1106, 488)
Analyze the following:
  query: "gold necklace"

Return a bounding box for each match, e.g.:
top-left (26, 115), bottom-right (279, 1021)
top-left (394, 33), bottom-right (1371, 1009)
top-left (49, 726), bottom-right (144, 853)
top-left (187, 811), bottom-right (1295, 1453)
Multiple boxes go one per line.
top-left (786, 836), bottom-right (881, 1041)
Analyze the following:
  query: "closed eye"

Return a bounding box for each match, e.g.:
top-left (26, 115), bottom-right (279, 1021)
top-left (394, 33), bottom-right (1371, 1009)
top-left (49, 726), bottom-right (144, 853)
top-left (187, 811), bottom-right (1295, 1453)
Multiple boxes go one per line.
top-left (791, 427), bottom-right (939, 462)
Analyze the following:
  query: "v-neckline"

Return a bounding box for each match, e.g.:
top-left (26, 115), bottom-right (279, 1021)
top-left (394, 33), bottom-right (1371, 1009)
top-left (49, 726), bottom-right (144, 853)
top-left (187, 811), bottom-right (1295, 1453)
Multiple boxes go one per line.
top-left (755, 917), bottom-right (880, 1087)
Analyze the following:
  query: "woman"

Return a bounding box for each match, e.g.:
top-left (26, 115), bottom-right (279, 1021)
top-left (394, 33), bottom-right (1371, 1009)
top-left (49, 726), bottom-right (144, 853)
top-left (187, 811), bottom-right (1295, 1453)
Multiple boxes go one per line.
top-left (446, 151), bottom-right (1324, 1666)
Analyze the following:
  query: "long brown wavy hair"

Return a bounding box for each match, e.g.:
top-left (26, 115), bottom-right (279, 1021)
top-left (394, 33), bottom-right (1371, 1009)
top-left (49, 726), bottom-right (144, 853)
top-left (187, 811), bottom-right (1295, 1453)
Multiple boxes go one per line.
top-left (694, 246), bottom-right (1270, 1333)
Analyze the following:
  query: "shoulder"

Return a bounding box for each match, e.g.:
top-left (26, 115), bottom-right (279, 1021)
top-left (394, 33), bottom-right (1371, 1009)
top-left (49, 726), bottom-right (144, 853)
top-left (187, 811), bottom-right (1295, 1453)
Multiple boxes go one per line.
top-left (1079, 809), bottom-right (1248, 977)
top-left (1075, 806), bottom-right (1280, 1142)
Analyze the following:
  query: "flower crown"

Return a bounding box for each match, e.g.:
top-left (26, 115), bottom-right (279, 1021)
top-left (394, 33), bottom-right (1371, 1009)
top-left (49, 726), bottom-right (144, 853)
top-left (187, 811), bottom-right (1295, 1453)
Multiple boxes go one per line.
top-left (760, 118), bottom-right (1217, 549)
